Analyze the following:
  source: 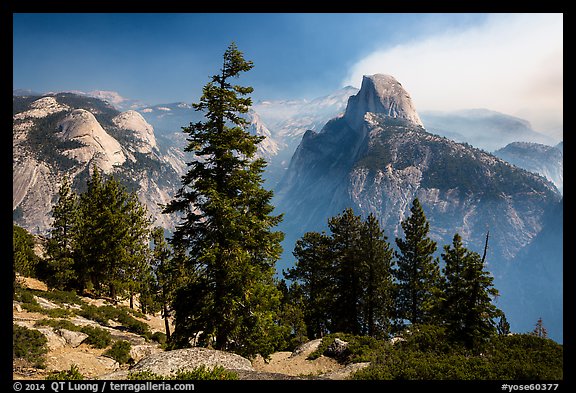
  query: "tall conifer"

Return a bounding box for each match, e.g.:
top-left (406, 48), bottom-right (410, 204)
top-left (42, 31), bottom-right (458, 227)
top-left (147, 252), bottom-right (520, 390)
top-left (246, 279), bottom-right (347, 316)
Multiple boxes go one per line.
top-left (394, 198), bottom-right (441, 326)
top-left (163, 43), bottom-right (285, 358)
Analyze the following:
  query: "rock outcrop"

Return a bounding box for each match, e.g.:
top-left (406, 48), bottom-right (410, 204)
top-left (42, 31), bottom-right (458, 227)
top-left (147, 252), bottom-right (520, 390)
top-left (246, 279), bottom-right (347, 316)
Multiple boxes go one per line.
top-left (13, 93), bottom-right (183, 235)
top-left (57, 109), bottom-right (126, 172)
top-left (129, 347), bottom-right (255, 376)
top-left (344, 74), bottom-right (423, 129)
top-left (112, 110), bottom-right (157, 154)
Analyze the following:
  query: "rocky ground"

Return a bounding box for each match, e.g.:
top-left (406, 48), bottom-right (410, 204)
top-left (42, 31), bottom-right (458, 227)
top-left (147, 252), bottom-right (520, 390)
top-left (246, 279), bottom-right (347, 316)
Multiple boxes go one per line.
top-left (13, 277), bottom-right (367, 380)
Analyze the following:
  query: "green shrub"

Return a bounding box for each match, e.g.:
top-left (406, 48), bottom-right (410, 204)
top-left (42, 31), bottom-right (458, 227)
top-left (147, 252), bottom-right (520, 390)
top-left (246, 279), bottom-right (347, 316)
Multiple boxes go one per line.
top-left (79, 304), bottom-right (150, 338)
top-left (104, 340), bottom-right (133, 364)
top-left (116, 311), bottom-right (150, 337)
top-left (16, 289), bottom-right (74, 318)
top-left (39, 289), bottom-right (84, 306)
top-left (308, 333), bottom-right (387, 364)
top-left (13, 324), bottom-right (48, 368)
top-left (14, 287), bottom-right (38, 305)
top-left (128, 366), bottom-right (239, 380)
top-left (127, 371), bottom-right (166, 380)
top-left (397, 324), bottom-right (462, 354)
top-left (151, 331), bottom-right (167, 345)
top-left (487, 334), bottom-right (563, 380)
top-left (80, 325), bottom-right (112, 349)
top-left (34, 318), bottom-right (79, 332)
top-left (172, 365), bottom-right (239, 380)
top-left (351, 333), bottom-right (563, 380)
top-left (78, 304), bottom-right (117, 325)
top-left (45, 364), bottom-right (85, 380)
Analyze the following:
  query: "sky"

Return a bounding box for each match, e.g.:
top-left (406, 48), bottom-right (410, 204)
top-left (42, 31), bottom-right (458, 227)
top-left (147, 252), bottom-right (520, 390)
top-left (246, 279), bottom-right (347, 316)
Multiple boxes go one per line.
top-left (13, 13), bottom-right (563, 138)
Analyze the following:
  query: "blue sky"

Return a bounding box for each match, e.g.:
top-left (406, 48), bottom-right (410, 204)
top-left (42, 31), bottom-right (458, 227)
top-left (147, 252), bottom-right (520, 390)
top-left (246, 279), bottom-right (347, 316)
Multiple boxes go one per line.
top-left (13, 13), bottom-right (562, 137)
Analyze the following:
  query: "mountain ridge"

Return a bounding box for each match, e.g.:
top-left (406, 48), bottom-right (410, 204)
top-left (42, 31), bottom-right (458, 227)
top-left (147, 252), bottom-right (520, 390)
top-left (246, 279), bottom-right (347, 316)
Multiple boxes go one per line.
top-left (273, 74), bottom-right (562, 341)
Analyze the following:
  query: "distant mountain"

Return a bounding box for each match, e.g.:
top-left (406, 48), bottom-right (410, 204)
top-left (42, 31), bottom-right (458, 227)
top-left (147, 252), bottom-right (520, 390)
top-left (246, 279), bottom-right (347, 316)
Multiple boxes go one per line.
top-left (254, 87), bottom-right (359, 155)
top-left (420, 108), bottom-right (558, 152)
top-left (494, 142), bottom-right (563, 194)
top-left (273, 74), bottom-right (562, 340)
top-left (13, 88), bottom-right (43, 97)
top-left (138, 102), bottom-right (200, 136)
top-left (13, 93), bottom-right (184, 234)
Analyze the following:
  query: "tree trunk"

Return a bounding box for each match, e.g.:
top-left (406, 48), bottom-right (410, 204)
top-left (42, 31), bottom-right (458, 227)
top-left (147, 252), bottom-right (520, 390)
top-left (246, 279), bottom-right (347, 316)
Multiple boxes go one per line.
top-left (163, 301), bottom-right (171, 340)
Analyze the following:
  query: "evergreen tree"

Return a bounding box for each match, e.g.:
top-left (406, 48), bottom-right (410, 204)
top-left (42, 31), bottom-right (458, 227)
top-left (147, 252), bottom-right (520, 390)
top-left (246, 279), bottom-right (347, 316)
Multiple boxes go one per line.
top-left (286, 231), bottom-right (335, 338)
top-left (497, 314), bottom-right (511, 336)
top-left (328, 208), bottom-right (364, 335)
top-left (118, 191), bottom-right (153, 308)
top-left (163, 43), bottom-right (285, 358)
top-left (13, 225), bottom-right (40, 280)
top-left (276, 279), bottom-right (308, 350)
top-left (287, 210), bottom-right (395, 339)
top-left (360, 213), bottom-right (395, 338)
top-left (45, 176), bottom-right (78, 290)
top-left (531, 317), bottom-right (548, 339)
top-left (75, 166), bottom-right (151, 300)
top-left (440, 233), bottom-right (500, 349)
top-left (394, 198), bottom-right (441, 326)
top-left (148, 227), bottom-right (187, 340)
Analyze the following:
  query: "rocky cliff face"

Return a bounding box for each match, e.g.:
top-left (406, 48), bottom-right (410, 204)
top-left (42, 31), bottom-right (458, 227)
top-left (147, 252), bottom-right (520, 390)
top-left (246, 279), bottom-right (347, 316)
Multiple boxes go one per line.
top-left (344, 74), bottom-right (423, 129)
top-left (13, 93), bottom-right (183, 234)
top-left (274, 74), bottom-right (561, 270)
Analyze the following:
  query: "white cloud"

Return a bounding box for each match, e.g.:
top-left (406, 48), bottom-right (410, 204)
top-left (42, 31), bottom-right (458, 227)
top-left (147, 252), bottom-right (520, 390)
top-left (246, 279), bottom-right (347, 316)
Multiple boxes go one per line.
top-left (343, 13), bottom-right (563, 136)
top-left (87, 90), bottom-right (128, 106)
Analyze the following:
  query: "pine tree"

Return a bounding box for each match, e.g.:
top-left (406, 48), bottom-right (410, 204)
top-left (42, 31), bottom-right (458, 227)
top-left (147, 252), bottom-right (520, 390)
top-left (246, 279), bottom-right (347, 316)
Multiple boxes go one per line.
top-left (13, 225), bottom-right (40, 280)
top-left (497, 313), bottom-right (511, 335)
top-left (394, 198), bottom-right (441, 326)
top-left (440, 233), bottom-right (500, 349)
top-left (276, 279), bottom-right (308, 349)
top-left (360, 213), bottom-right (395, 338)
top-left (163, 43), bottom-right (285, 358)
top-left (75, 166), bottom-right (151, 300)
top-left (531, 317), bottom-right (548, 338)
top-left (328, 208), bottom-right (364, 335)
top-left (148, 226), bottom-right (186, 340)
top-left (45, 176), bottom-right (78, 290)
top-left (286, 231), bottom-right (335, 338)
top-left (287, 210), bottom-right (395, 339)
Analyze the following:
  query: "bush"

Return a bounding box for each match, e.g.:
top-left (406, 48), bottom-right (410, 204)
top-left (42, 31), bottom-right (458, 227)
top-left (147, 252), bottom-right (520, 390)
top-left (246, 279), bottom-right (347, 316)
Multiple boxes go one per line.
top-left (45, 364), bottom-right (85, 380)
top-left (351, 333), bottom-right (563, 380)
top-left (104, 340), bottom-right (133, 364)
top-left (13, 324), bottom-right (48, 368)
top-left (34, 318), bottom-right (79, 332)
top-left (172, 366), bottom-right (239, 380)
top-left (150, 331), bottom-right (167, 345)
top-left (79, 304), bottom-right (151, 338)
top-left (80, 326), bottom-right (112, 349)
top-left (308, 333), bottom-right (387, 364)
top-left (16, 289), bottom-right (74, 318)
top-left (39, 289), bottom-right (84, 306)
top-left (14, 287), bottom-right (37, 305)
top-left (487, 334), bottom-right (563, 380)
top-left (128, 366), bottom-right (239, 380)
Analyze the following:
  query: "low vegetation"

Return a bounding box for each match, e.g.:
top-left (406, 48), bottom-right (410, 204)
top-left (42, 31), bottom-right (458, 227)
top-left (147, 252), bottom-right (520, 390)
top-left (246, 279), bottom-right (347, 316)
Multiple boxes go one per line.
top-left (349, 328), bottom-right (563, 380)
top-left (104, 340), bottom-right (133, 365)
top-left (128, 366), bottom-right (239, 380)
top-left (13, 324), bottom-right (49, 368)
